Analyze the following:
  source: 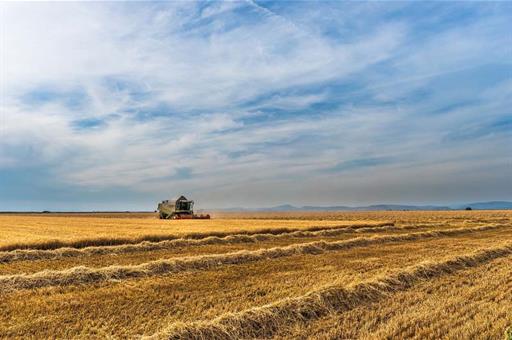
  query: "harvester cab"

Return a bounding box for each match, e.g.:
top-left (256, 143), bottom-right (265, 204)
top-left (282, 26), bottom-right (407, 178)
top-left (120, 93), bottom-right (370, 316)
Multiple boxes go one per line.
top-left (157, 195), bottom-right (210, 219)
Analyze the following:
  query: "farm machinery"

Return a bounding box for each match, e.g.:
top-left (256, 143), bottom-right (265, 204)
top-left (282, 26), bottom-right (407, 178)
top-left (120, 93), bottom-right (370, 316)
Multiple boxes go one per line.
top-left (157, 195), bottom-right (210, 219)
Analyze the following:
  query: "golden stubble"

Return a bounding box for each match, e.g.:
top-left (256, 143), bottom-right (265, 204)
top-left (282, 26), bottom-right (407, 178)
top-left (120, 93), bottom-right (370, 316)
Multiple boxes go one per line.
top-left (0, 210), bottom-right (510, 339)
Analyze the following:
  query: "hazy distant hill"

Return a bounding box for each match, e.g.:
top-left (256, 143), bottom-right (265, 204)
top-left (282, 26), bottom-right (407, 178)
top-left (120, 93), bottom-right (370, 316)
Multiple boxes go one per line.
top-left (208, 201), bottom-right (512, 212)
top-left (262, 204), bottom-right (451, 211)
top-left (458, 201), bottom-right (512, 210)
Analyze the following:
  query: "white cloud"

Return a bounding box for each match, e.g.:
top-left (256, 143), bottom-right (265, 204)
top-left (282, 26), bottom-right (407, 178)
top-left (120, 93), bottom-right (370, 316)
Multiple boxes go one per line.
top-left (0, 1), bottom-right (511, 208)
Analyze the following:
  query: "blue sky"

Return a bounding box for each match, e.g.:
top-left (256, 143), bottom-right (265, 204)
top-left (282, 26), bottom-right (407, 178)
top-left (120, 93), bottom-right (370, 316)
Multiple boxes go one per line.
top-left (0, 1), bottom-right (511, 210)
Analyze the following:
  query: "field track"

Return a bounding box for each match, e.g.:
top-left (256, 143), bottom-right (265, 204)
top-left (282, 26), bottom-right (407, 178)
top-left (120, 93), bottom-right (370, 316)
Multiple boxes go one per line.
top-left (0, 211), bottom-right (511, 338)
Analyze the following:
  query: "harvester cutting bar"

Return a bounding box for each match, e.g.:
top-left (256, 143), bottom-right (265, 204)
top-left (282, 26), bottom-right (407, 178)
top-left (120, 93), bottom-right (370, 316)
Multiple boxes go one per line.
top-left (171, 213), bottom-right (210, 220)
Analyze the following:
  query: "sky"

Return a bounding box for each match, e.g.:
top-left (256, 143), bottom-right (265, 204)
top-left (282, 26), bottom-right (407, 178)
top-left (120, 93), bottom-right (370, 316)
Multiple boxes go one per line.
top-left (0, 1), bottom-right (511, 211)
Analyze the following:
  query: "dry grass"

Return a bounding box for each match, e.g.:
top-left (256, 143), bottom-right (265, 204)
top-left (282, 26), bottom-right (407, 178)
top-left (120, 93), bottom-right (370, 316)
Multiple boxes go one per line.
top-left (0, 223), bottom-right (506, 292)
top-left (152, 242), bottom-right (512, 339)
top-left (0, 214), bottom-right (384, 251)
top-left (506, 326), bottom-right (512, 340)
top-left (274, 256), bottom-right (512, 340)
top-left (0, 222), bottom-right (398, 264)
top-left (0, 211), bottom-right (510, 339)
top-left (0, 222), bottom-right (453, 276)
top-left (212, 210), bottom-right (512, 222)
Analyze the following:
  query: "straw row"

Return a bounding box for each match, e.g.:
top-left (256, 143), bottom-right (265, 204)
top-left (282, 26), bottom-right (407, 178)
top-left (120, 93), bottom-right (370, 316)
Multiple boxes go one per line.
top-left (0, 224), bottom-right (506, 292)
top-left (149, 242), bottom-right (512, 339)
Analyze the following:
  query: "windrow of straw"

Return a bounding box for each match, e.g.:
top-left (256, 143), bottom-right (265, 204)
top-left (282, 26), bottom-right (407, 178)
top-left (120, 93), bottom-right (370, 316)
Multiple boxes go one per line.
top-left (148, 242), bottom-right (512, 340)
top-left (0, 222), bottom-right (443, 264)
top-left (0, 224), bottom-right (507, 293)
top-left (0, 222), bottom-right (394, 252)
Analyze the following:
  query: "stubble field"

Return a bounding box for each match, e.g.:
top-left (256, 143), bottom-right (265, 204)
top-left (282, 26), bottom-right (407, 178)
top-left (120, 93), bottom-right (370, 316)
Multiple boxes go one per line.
top-left (0, 210), bottom-right (511, 339)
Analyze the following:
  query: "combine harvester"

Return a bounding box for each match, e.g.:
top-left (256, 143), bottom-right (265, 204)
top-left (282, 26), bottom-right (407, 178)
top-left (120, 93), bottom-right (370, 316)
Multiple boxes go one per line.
top-left (157, 195), bottom-right (210, 219)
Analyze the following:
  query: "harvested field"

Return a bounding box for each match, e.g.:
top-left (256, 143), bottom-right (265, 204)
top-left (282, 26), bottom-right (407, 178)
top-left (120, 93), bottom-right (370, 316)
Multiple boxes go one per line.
top-left (0, 214), bottom-right (386, 251)
top-left (0, 211), bottom-right (511, 339)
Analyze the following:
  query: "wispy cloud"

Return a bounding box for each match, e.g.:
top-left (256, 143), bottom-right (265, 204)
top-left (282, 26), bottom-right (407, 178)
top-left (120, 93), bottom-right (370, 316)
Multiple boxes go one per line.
top-left (0, 1), bottom-right (511, 210)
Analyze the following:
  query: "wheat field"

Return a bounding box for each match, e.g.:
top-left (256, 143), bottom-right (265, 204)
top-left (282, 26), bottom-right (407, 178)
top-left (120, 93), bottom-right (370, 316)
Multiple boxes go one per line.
top-left (0, 211), bottom-right (511, 339)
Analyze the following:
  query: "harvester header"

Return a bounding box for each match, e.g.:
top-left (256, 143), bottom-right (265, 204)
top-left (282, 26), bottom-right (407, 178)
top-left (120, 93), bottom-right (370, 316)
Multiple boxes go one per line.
top-left (157, 195), bottom-right (210, 219)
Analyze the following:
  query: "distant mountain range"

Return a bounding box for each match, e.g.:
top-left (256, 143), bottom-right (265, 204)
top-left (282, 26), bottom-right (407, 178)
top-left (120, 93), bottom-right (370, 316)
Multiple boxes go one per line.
top-left (452, 201), bottom-right (512, 210)
top-left (2, 201), bottom-right (511, 214)
top-left (209, 201), bottom-right (512, 212)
